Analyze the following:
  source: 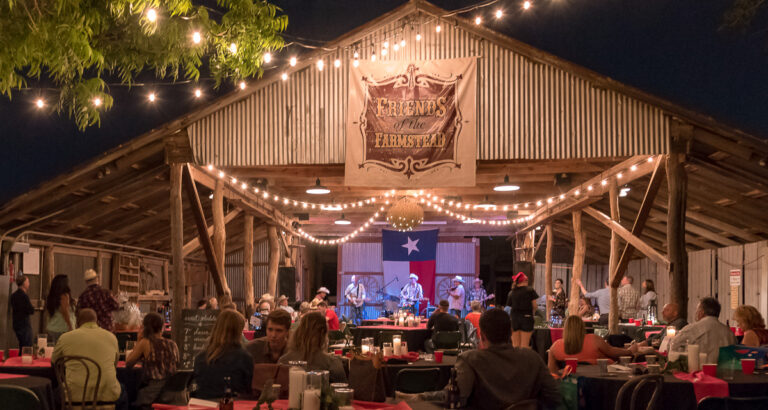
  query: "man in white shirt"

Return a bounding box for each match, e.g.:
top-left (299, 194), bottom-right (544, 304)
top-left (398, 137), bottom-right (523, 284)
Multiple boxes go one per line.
top-left (400, 273), bottom-right (424, 313)
top-left (448, 276), bottom-right (466, 317)
top-left (670, 297), bottom-right (736, 363)
top-left (344, 275), bottom-right (366, 325)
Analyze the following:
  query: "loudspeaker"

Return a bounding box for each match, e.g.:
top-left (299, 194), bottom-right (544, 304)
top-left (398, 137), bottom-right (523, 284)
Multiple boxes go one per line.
top-left (277, 267), bottom-right (296, 301)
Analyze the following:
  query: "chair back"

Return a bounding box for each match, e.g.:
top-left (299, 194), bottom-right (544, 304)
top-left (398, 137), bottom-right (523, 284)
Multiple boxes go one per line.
top-left (155, 369), bottom-right (194, 405)
top-left (252, 363), bottom-right (280, 392)
top-left (433, 331), bottom-right (461, 349)
top-left (54, 355), bottom-right (114, 410)
top-left (328, 330), bottom-right (345, 344)
top-left (0, 385), bottom-right (41, 410)
top-left (394, 368), bottom-right (441, 394)
top-left (614, 374), bottom-right (663, 410)
top-left (698, 396), bottom-right (768, 410)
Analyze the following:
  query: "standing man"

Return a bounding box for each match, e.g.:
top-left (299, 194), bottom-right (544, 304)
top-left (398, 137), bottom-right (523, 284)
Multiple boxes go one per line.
top-left (309, 287), bottom-right (330, 309)
top-left (400, 273), bottom-right (424, 313)
top-left (577, 279), bottom-right (611, 325)
top-left (344, 275), bottom-right (366, 325)
top-left (448, 276), bottom-right (465, 317)
top-left (76, 269), bottom-right (119, 331)
top-left (618, 276), bottom-right (640, 321)
top-left (11, 274), bottom-right (35, 348)
top-left (467, 278), bottom-right (493, 310)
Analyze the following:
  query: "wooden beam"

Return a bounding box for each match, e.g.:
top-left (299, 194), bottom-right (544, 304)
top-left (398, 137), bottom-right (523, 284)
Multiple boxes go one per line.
top-left (568, 210), bottom-right (586, 315)
top-left (667, 125), bottom-right (690, 320)
top-left (612, 157), bottom-right (665, 287)
top-left (607, 179), bottom-right (621, 334)
top-left (267, 225), bottom-right (280, 296)
top-left (182, 209), bottom-right (241, 257)
top-left (584, 206), bottom-right (671, 270)
top-left (544, 224), bottom-right (553, 320)
top-left (685, 210), bottom-right (762, 242)
top-left (212, 179), bottom-right (231, 305)
top-left (243, 214), bottom-right (255, 317)
top-left (181, 165), bottom-right (227, 302)
top-left (170, 163), bottom-right (185, 346)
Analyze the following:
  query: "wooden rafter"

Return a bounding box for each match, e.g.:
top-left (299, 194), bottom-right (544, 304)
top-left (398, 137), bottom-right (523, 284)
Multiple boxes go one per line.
top-left (182, 208), bottom-right (242, 257)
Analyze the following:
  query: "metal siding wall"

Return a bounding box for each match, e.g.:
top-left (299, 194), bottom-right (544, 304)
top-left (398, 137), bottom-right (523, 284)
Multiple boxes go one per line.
top-left (216, 239), bottom-right (272, 305)
top-left (341, 242), bottom-right (383, 272)
top-left (743, 241), bottom-right (767, 320)
top-left (717, 245), bottom-right (743, 323)
top-left (688, 249), bottom-right (715, 323)
top-left (189, 13), bottom-right (669, 166)
top-left (435, 242), bottom-right (475, 274)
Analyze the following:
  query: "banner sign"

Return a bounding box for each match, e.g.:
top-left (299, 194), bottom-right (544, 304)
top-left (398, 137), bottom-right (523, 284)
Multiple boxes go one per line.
top-left (345, 58), bottom-right (477, 187)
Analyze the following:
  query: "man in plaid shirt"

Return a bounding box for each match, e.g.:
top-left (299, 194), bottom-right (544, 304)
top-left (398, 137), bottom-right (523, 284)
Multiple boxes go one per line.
top-left (76, 269), bottom-right (119, 331)
top-left (618, 276), bottom-right (640, 320)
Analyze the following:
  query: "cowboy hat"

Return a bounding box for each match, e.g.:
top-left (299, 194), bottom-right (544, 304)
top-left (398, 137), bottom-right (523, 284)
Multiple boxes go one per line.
top-left (452, 275), bottom-right (464, 283)
top-left (317, 287), bottom-right (330, 294)
top-left (409, 273), bottom-right (419, 280)
top-left (84, 268), bottom-right (98, 281)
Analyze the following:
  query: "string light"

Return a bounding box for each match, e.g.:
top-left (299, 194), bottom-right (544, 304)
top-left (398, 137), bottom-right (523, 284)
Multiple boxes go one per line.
top-left (146, 8), bottom-right (157, 22)
top-left (35, 98), bottom-right (44, 108)
top-left (192, 31), bottom-right (202, 44)
top-left (316, 59), bottom-right (324, 71)
top-left (400, 39), bottom-right (406, 47)
top-left (289, 56), bottom-right (297, 66)
top-left (194, 88), bottom-right (202, 98)
top-left (475, 16), bottom-right (482, 25)
top-left (523, 1), bottom-right (532, 10)
top-left (416, 33), bottom-right (422, 41)
top-left (381, 48), bottom-right (388, 56)
top-left (229, 43), bottom-right (237, 54)
top-left (353, 58), bottom-right (359, 67)
top-left (92, 97), bottom-right (102, 107)
top-left (435, 24), bottom-right (442, 33)
top-left (263, 52), bottom-right (272, 63)
top-left (495, 9), bottom-right (503, 19)
top-left (281, 72), bottom-right (288, 81)
top-left (239, 81), bottom-right (246, 90)
top-left (334, 59), bottom-right (341, 68)
top-left (371, 52), bottom-right (376, 61)
top-left (148, 92), bottom-right (156, 102)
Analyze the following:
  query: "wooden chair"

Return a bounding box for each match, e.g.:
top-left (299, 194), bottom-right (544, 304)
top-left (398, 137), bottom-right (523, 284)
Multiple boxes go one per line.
top-left (54, 355), bottom-right (117, 410)
top-left (394, 368), bottom-right (441, 394)
top-left (614, 374), bottom-right (663, 410)
top-left (0, 385), bottom-right (41, 410)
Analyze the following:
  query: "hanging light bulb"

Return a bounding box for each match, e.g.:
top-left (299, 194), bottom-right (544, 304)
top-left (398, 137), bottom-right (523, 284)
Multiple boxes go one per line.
top-left (383, 41), bottom-right (389, 49)
top-left (416, 33), bottom-right (422, 41)
top-left (353, 51), bottom-right (359, 59)
top-left (393, 43), bottom-right (399, 51)
top-left (400, 39), bottom-right (406, 47)
top-left (371, 52), bottom-right (377, 61)
top-left (192, 31), bottom-right (202, 44)
top-left (194, 88), bottom-right (202, 98)
top-left (229, 43), bottom-right (237, 53)
top-left (146, 8), bottom-right (157, 22)
top-left (334, 59), bottom-right (341, 68)
top-left (353, 58), bottom-right (359, 67)
top-left (289, 56), bottom-right (297, 66)
top-left (35, 98), bottom-right (44, 108)
top-left (263, 52), bottom-right (272, 63)
top-left (281, 72), bottom-right (288, 81)
top-left (496, 9), bottom-right (503, 19)
top-left (316, 59), bottom-right (324, 71)
top-left (381, 48), bottom-right (388, 56)
top-left (93, 97), bottom-right (102, 107)
top-left (523, 1), bottom-right (532, 10)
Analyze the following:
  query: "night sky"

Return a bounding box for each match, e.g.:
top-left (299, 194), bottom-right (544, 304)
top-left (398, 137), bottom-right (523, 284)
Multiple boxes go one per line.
top-left (2, 0), bottom-right (767, 204)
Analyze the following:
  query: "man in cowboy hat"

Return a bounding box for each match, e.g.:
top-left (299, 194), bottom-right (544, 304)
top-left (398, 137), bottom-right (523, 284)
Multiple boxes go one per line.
top-left (448, 275), bottom-right (466, 317)
top-left (76, 268), bottom-right (119, 331)
top-left (400, 273), bottom-right (424, 313)
top-left (468, 278), bottom-right (494, 311)
top-left (310, 287), bottom-right (330, 309)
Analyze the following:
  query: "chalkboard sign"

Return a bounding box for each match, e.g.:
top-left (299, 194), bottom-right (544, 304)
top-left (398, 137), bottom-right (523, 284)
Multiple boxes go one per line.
top-left (179, 309), bottom-right (219, 370)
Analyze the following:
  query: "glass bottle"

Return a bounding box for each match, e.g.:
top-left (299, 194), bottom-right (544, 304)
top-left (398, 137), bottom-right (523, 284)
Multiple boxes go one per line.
top-left (219, 376), bottom-right (234, 410)
top-left (445, 368), bottom-right (461, 409)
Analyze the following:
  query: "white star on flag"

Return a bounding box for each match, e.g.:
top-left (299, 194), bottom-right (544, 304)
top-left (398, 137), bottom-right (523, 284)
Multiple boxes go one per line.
top-left (402, 237), bottom-right (420, 255)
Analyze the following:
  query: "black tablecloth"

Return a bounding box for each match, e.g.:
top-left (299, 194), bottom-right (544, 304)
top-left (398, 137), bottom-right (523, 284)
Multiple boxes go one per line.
top-left (382, 356), bottom-right (456, 396)
top-left (577, 365), bottom-right (768, 410)
top-left (618, 324), bottom-right (665, 341)
top-left (351, 327), bottom-right (431, 352)
top-left (0, 374), bottom-right (56, 410)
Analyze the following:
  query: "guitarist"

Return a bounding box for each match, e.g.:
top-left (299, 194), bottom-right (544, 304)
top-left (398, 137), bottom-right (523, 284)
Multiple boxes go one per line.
top-left (344, 275), bottom-right (366, 325)
top-left (468, 278), bottom-right (495, 310)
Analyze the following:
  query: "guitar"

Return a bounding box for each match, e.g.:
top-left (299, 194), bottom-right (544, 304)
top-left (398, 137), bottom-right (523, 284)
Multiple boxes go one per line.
top-left (348, 296), bottom-right (369, 308)
top-left (469, 294), bottom-right (496, 305)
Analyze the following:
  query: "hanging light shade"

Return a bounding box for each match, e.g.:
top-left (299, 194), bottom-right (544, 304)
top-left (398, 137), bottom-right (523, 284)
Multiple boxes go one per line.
top-left (475, 195), bottom-right (496, 210)
top-left (306, 178), bottom-right (330, 195)
top-left (493, 175), bottom-right (520, 192)
top-left (334, 214), bottom-right (351, 225)
top-left (386, 197), bottom-right (424, 231)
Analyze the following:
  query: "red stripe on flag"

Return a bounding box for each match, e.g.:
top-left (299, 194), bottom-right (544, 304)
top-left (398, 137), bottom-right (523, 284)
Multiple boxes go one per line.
top-left (409, 260), bottom-right (436, 308)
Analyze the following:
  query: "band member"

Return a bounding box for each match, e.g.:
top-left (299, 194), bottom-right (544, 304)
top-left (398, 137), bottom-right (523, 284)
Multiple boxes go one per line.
top-left (400, 273), bottom-right (424, 313)
top-left (309, 287), bottom-right (330, 309)
top-left (344, 275), bottom-right (366, 325)
top-left (467, 278), bottom-right (494, 310)
top-left (448, 276), bottom-right (465, 317)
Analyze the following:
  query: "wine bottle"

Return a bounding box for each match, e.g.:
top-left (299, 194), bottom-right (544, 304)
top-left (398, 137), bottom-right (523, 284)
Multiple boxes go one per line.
top-left (445, 368), bottom-right (461, 409)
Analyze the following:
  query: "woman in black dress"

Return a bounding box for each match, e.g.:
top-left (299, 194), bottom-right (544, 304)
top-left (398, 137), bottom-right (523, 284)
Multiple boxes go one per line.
top-left (506, 272), bottom-right (539, 348)
top-left (549, 278), bottom-right (567, 319)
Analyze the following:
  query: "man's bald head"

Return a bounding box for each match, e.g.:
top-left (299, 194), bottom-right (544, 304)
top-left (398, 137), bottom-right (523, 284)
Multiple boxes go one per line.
top-left (77, 308), bottom-right (98, 327)
top-left (662, 303), bottom-right (680, 323)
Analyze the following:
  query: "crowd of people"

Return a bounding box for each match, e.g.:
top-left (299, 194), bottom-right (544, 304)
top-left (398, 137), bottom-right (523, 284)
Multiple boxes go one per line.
top-left (8, 268), bottom-right (768, 410)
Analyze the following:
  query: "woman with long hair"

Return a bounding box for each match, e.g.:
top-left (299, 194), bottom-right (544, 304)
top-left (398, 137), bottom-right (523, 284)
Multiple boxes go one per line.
top-left (549, 279), bottom-right (567, 318)
top-left (126, 312), bottom-right (179, 407)
top-left (505, 272), bottom-right (538, 348)
top-left (548, 316), bottom-right (637, 374)
top-left (45, 274), bottom-right (76, 343)
top-left (578, 297), bottom-right (594, 320)
top-left (193, 309), bottom-right (253, 399)
top-left (733, 305), bottom-right (768, 347)
top-left (637, 279), bottom-right (657, 311)
top-left (278, 311), bottom-right (346, 382)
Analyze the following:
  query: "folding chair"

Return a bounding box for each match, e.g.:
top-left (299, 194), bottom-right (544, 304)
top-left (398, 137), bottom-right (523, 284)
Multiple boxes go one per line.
top-left (394, 368), bottom-right (441, 394)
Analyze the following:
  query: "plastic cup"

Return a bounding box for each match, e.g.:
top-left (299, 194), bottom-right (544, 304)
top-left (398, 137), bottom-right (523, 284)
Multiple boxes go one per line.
top-left (597, 358), bottom-right (609, 375)
top-left (741, 359), bottom-right (756, 374)
top-left (619, 356), bottom-right (632, 365)
top-left (565, 358), bottom-right (578, 372)
top-left (646, 355), bottom-right (657, 365)
top-left (702, 364), bottom-right (717, 377)
top-left (647, 320), bottom-right (653, 326)
top-left (635, 321), bottom-right (641, 327)
top-left (0, 350), bottom-right (4, 362)
top-left (9, 348), bottom-right (19, 358)
top-left (334, 349), bottom-right (342, 356)
top-left (434, 351), bottom-right (444, 363)
top-left (629, 318), bottom-right (635, 324)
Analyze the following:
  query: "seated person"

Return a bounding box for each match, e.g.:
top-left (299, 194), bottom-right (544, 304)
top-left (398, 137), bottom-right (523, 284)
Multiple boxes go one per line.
top-left (418, 309), bottom-right (560, 409)
top-left (548, 316), bottom-right (636, 374)
top-left (317, 301), bottom-right (340, 331)
top-left (578, 297), bottom-right (594, 320)
top-left (193, 310), bottom-right (254, 399)
top-left (278, 312), bottom-right (346, 383)
top-left (126, 312), bottom-right (179, 407)
top-left (249, 300), bottom-right (274, 330)
top-left (52, 308), bottom-right (125, 407)
top-left (671, 297), bottom-right (736, 362)
top-left (246, 309), bottom-right (291, 364)
top-left (733, 304), bottom-right (768, 347)
top-left (641, 303), bottom-right (687, 347)
top-left (428, 300), bottom-right (460, 332)
top-left (464, 301), bottom-right (482, 331)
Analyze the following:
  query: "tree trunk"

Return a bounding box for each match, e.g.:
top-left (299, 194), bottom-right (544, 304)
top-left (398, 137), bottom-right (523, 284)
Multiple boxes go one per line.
top-left (568, 211), bottom-right (586, 315)
top-left (212, 180), bottom-right (231, 305)
top-left (545, 224), bottom-right (554, 320)
top-left (170, 163), bottom-right (185, 346)
top-left (244, 214), bottom-right (255, 317)
top-left (267, 225), bottom-right (280, 297)
top-left (607, 178), bottom-right (621, 334)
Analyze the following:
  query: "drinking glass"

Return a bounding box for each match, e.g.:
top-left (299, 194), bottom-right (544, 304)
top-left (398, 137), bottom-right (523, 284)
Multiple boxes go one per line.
top-left (21, 347), bottom-right (33, 364)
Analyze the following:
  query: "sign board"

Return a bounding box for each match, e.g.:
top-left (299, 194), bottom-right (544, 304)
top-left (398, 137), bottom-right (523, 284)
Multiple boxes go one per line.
top-left (179, 309), bottom-right (219, 370)
top-left (730, 269), bottom-right (741, 287)
top-left (345, 58), bottom-right (477, 187)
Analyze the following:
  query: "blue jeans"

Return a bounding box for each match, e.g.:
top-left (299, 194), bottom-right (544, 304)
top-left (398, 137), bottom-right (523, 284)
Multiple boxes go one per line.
top-left (14, 325), bottom-right (33, 348)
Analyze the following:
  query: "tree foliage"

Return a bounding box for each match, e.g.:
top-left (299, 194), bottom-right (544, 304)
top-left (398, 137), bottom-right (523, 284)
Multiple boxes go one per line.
top-left (0, 0), bottom-right (287, 129)
top-left (722, 0), bottom-right (766, 31)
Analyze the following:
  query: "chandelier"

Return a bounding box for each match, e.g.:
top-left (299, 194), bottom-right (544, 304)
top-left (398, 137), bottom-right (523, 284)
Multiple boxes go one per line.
top-left (386, 197), bottom-right (424, 231)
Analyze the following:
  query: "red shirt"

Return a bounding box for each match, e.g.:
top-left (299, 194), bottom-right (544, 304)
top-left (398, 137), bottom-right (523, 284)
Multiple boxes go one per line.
top-left (465, 312), bottom-right (481, 331)
top-left (325, 309), bottom-right (340, 330)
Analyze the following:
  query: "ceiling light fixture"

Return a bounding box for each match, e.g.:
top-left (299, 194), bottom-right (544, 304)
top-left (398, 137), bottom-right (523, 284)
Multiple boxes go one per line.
top-left (493, 175), bottom-right (520, 192)
top-left (306, 178), bottom-right (330, 195)
top-left (334, 214), bottom-right (351, 225)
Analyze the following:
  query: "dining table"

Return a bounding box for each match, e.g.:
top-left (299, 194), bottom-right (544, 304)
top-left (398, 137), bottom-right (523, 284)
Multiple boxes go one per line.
top-left (0, 372), bottom-right (57, 410)
top-left (351, 324), bottom-right (431, 352)
top-left (152, 398), bottom-right (414, 409)
top-left (576, 364), bottom-right (768, 410)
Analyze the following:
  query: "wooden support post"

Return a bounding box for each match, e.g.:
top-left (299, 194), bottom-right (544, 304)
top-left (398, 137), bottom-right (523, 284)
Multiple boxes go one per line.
top-left (544, 224), bottom-right (554, 320)
top-left (267, 225), bottom-right (280, 297)
top-left (667, 127), bottom-right (690, 320)
top-left (170, 163), bottom-right (185, 346)
top-left (41, 246), bottom-right (55, 330)
top-left (607, 178), bottom-right (621, 334)
top-left (568, 211), bottom-right (586, 316)
top-left (243, 214), bottom-right (255, 317)
top-left (212, 179), bottom-right (231, 305)
top-left (162, 260), bottom-right (170, 294)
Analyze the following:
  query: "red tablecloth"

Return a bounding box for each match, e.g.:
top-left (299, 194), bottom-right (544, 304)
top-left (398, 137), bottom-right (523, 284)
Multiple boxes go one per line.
top-left (0, 373), bottom-right (28, 379)
top-left (0, 357), bottom-right (51, 367)
top-left (673, 371), bottom-right (730, 402)
top-left (358, 324), bottom-right (427, 330)
top-left (152, 399), bottom-right (412, 409)
top-left (550, 328), bottom-right (564, 343)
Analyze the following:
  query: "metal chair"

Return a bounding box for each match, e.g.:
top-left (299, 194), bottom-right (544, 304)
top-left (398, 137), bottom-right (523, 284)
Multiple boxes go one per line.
top-left (54, 355), bottom-right (117, 410)
top-left (614, 374), bottom-right (663, 410)
top-left (698, 396), bottom-right (768, 410)
top-left (394, 367), bottom-right (441, 394)
top-left (0, 385), bottom-right (41, 410)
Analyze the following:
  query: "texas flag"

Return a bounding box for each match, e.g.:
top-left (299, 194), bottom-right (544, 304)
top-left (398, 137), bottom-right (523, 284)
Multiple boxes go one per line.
top-left (382, 229), bottom-right (438, 306)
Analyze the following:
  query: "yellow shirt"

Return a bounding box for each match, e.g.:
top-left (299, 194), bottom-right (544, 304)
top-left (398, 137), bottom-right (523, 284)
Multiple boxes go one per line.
top-left (52, 322), bottom-right (121, 402)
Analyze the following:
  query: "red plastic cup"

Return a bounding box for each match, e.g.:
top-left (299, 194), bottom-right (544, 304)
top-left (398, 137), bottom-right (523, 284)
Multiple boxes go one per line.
top-left (334, 349), bottom-right (343, 356)
top-left (565, 358), bottom-right (579, 373)
top-left (635, 321), bottom-right (641, 327)
top-left (730, 326), bottom-right (736, 334)
top-left (702, 364), bottom-right (717, 377)
top-left (8, 349), bottom-right (19, 358)
top-left (647, 320), bottom-right (653, 326)
top-left (629, 318), bottom-right (635, 324)
top-left (0, 351), bottom-right (4, 361)
top-left (742, 359), bottom-right (756, 374)
top-left (434, 351), bottom-right (444, 363)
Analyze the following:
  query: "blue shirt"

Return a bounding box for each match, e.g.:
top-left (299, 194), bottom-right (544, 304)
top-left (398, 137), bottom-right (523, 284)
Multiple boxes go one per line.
top-left (585, 287), bottom-right (611, 315)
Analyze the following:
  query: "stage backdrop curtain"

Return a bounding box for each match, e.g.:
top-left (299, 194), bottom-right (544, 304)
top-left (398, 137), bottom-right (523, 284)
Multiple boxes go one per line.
top-left (382, 229), bottom-right (439, 306)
